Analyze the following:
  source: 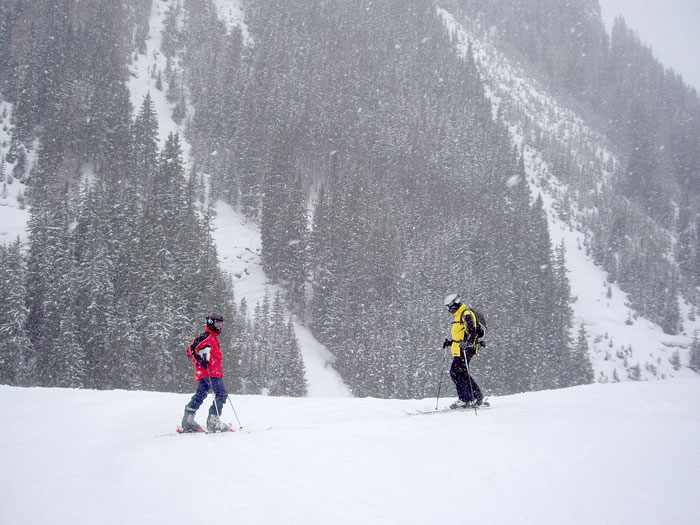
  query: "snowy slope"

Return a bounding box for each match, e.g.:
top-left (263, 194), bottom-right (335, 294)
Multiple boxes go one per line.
top-left (126, 1), bottom-right (349, 396)
top-left (438, 8), bottom-right (700, 383)
top-left (0, 0), bottom-right (348, 396)
top-left (0, 99), bottom-right (29, 244)
top-left (1, 380), bottom-right (699, 525)
top-left (212, 201), bottom-right (351, 397)
top-left (126, 0), bottom-right (191, 160)
top-left (212, 0), bottom-right (253, 44)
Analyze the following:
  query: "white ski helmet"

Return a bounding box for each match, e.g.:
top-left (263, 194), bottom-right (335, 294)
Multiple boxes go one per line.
top-left (444, 293), bottom-right (462, 314)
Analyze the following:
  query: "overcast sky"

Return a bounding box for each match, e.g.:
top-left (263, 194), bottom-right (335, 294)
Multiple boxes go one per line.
top-left (598, 0), bottom-right (700, 90)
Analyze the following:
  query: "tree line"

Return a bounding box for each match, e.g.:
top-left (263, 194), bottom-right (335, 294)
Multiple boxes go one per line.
top-left (0, 0), bottom-right (306, 396)
top-left (179, 0), bottom-right (594, 396)
top-left (450, 0), bottom-right (700, 334)
top-left (1, 0), bottom-right (603, 397)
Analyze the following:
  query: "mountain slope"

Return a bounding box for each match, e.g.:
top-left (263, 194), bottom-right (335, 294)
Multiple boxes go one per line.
top-left (212, 200), bottom-right (350, 396)
top-left (120, 0), bottom-right (348, 396)
top-left (1, 380), bottom-right (698, 524)
top-left (439, 7), bottom-right (700, 382)
top-left (2, 0), bottom-right (699, 394)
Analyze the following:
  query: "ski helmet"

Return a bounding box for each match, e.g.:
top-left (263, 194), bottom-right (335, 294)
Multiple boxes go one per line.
top-left (444, 293), bottom-right (462, 314)
top-left (206, 312), bottom-right (224, 333)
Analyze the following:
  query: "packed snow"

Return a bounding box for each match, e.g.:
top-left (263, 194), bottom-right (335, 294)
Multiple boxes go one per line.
top-left (1, 379), bottom-right (699, 524)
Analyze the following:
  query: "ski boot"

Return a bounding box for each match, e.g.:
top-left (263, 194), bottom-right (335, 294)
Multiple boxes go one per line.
top-left (450, 400), bottom-right (469, 409)
top-left (181, 408), bottom-right (203, 433)
top-left (206, 413), bottom-right (230, 433)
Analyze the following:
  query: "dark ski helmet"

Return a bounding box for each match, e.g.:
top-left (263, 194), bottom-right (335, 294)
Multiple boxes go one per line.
top-left (206, 312), bottom-right (224, 333)
top-left (444, 293), bottom-right (463, 314)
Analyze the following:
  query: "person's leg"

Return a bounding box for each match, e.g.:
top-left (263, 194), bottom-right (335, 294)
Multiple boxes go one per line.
top-left (205, 378), bottom-right (230, 432)
top-left (468, 375), bottom-right (482, 402)
top-left (182, 380), bottom-right (209, 431)
top-left (208, 377), bottom-right (228, 416)
top-left (186, 379), bottom-right (210, 412)
top-left (465, 352), bottom-right (482, 403)
top-left (449, 358), bottom-right (469, 402)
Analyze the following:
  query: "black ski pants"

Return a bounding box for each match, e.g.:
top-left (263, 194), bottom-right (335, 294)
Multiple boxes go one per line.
top-left (449, 351), bottom-right (482, 403)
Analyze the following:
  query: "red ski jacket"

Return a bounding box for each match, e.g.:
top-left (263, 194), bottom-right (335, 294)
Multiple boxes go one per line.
top-left (187, 326), bottom-right (223, 381)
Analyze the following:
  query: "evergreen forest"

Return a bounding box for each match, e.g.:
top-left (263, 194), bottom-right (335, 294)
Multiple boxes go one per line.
top-left (1, 0), bottom-right (698, 397)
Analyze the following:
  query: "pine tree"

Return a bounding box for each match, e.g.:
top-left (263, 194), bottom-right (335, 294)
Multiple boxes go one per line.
top-left (140, 132), bottom-right (191, 391)
top-left (266, 293), bottom-right (286, 396)
top-left (690, 332), bottom-right (700, 374)
top-left (24, 119), bottom-right (79, 387)
top-left (571, 323), bottom-right (594, 385)
top-left (0, 238), bottom-right (32, 385)
top-left (252, 292), bottom-right (273, 394)
top-left (133, 92), bottom-right (159, 192)
top-left (552, 240), bottom-right (575, 383)
top-left (106, 296), bottom-right (142, 390)
top-left (73, 185), bottom-right (115, 388)
top-left (280, 318), bottom-right (307, 396)
top-left (54, 309), bottom-right (86, 388)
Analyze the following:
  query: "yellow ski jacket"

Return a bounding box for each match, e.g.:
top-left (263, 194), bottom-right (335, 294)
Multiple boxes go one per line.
top-left (450, 303), bottom-right (480, 358)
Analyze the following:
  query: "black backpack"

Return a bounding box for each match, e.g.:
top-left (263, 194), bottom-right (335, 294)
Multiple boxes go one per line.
top-left (465, 307), bottom-right (487, 339)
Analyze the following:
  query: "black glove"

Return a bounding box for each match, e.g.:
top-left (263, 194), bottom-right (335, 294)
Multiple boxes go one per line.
top-left (443, 338), bottom-right (453, 349)
top-left (478, 340), bottom-right (487, 349)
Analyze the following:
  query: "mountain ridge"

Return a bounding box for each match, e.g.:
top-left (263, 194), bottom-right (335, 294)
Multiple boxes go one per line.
top-left (1, 0), bottom-right (699, 396)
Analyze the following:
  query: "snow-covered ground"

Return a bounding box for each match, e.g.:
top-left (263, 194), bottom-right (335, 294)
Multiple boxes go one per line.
top-left (1, 379), bottom-right (699, 524)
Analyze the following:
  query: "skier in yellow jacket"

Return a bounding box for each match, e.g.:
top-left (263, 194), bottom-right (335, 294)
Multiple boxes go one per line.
top-left (443, 293), bottom-right (486, 409)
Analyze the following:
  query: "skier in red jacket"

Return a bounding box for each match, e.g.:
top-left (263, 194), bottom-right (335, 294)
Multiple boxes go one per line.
top-left (180, 312), bottom-right (230, 432)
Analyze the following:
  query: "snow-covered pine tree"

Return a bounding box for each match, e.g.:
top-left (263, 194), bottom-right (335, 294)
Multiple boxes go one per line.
top-left (0, 239), bottom-right (33, 386)
top-left (690, 332), bottom-right (700, 374)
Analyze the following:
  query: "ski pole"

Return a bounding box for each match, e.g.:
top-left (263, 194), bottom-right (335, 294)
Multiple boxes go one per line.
top-left (206, 367), bottom-right (243, 429)
top-left (227, 396), bottom-right (243, 430)
top-left (204, 366), bottom-right (221, 418)
top-left (435, 345), bottom-right (449, 410)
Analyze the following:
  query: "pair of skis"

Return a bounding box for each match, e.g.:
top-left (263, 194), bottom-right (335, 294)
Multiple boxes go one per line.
top-left (156, 424), bottom-right (272, 438)
top-left (406, 399), bottom-right (491, 417)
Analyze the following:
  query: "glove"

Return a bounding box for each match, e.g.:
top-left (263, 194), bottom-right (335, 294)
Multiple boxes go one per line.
top-left (443, 338), bottom-right (453, 349)
top-left (197, 346), bottom-right (211, 367)
top-left (478, 340), bottom-right (487, 349)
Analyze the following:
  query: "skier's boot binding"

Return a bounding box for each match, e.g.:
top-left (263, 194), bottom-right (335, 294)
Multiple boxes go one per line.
top-left (450, 400), bottom-right (469, 409)
top-left (181, 408), bottom-right (202, 432)
top-left (207, 413), bottom-right (230, 433)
